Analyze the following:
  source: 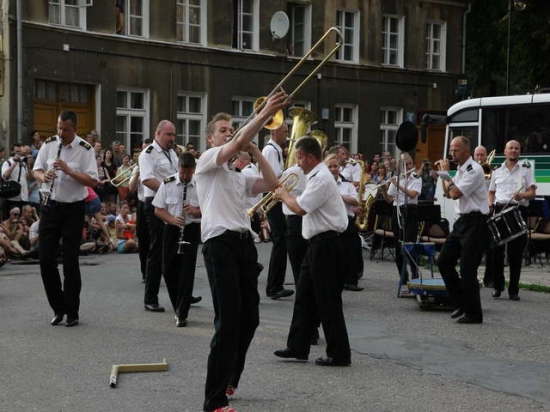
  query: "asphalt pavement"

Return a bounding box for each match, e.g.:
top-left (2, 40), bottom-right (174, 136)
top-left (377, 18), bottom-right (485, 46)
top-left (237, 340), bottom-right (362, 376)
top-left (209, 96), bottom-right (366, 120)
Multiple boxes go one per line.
top-left (1, 243), bottom-right (550, 412)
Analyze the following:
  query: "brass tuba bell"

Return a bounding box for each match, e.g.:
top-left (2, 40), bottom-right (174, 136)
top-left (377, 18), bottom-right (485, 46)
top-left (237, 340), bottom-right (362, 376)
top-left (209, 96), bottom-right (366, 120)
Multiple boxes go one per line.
top-left (286, 107), bottom-right (318, 168)
top-left (480, 149), bottom-right (496, 179)
top-left (253, 97), bottom-right (285, 130)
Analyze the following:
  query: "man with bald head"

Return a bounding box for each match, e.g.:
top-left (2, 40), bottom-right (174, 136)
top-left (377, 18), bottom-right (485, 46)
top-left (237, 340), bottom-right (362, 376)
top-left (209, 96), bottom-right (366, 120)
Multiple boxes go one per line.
top-left (488, 140), bottom-right (536, 301)
top-left (474, 145), bottom-right (488, 164)
top-left (139, 120), bottom-right (179, 312)
top-left (437, 136), bottom-right (489, 324)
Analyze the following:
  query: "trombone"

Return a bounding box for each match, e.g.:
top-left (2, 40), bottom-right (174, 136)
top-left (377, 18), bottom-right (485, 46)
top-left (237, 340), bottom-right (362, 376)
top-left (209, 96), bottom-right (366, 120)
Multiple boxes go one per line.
top-left (111, 163), bottom-right (139, 188)
top-left (247, 173), bottom-right (299, 218)
top-left (227, 27), bottom-right (343, 143)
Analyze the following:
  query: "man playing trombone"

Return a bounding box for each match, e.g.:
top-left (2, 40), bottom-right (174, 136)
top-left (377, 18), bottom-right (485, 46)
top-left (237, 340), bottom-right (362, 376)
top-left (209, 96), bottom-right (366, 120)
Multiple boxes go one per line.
top-left (195, 91), bottom-right (289, 412)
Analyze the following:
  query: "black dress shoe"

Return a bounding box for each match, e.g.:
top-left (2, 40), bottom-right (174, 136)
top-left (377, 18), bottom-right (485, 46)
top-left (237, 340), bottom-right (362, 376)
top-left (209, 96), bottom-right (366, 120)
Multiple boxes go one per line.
top-left (190, 296), bottom-right (202, 305)
top-left (270, 289), bottom-right (294, 300)
top-left (450, 308), bottom-right (465, 319)
top-left (274, 348), bottom-right (308, 360)
top-left (50, 314), bottom-right (64, 326)
top-left (65, 317), bottom-right (79, 327)
top-left (344, 284), bottom-right (364, 292)
top-left (315, 357), bottom-right (351, 367)
top-left (144, 303), bottom-right (165, 312)
top-left (176, 318), bottom-right (187, 327)
top-left (492, 289), bottom-right (503, 298)
top-left (456, 315), bottom-right (482, 324)
top-left (509, 294), bottom-right (520, 301)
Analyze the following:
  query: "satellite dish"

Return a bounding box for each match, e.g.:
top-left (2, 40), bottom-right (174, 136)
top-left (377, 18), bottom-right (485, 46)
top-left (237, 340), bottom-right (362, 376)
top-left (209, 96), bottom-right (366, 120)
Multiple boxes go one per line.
top-left (270, 11), bottom-right (289, 39)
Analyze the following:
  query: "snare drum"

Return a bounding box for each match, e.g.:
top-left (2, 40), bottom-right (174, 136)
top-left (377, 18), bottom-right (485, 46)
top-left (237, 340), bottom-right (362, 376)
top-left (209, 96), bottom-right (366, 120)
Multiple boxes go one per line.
top-left (487, 206), bottom-right (528, 246)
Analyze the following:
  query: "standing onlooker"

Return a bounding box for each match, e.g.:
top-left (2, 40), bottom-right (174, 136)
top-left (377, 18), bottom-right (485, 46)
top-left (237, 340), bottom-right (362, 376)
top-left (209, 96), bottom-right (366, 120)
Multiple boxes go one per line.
top-left (139, 121), bottom-right (179, 312)
top-left (1, 144), bottom-right (33, 219)
top-left (31, 131), bottom-right (43, 159)
top-left (95, 155), bottom-right (112, 201)
top-left (114, 154), bottom-right (132, 202)
top-left (437, 136), bottom-right (489, 324)
top-left (33, 110), bottom-right (98, 327)
top-left (153, 152), bottom-right (201, 327)
top-left (102, 149), bottom-right (118, 204)
top-left (273, 136), bottom-right (351, 366)
top-left (262, 123), bottom-right (293, 300)
top-left (195, 91), bottom-right (288, 412)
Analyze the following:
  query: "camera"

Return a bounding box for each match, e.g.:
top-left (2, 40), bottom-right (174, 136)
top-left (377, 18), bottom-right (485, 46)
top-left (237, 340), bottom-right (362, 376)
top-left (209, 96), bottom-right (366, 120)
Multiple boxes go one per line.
top-left (20, 156), bottom-right (28, 163)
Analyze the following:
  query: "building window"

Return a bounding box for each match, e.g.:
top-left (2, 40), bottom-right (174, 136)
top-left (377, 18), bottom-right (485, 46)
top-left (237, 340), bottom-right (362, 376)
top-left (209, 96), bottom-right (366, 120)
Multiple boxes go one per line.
top-left (232, 0), bottom-right (259, 50)
top-left (426, 22), bottom-right (446, 72)
top-left (176, 93), bottom-right (206, 152)
top-left (287, 2), bottom-right (311, 57)
top-left (232, 97), bottom-right (260, 143)
top-left (49, 0), bottom-right (86, 29)
top-left (382, 15), bottom-right (405, 67)
top-left (116, 89), bottom-right (150, 154)
top-left (336, 10), bottom-right (359, 63)
top-left (334, 105), bottom-right (358, 152)
top-left (177, 0), bottom-right (206, 45)
top-left (124, 0), bottom-right (149, 38)
top-left (380, 108), bottom-right (402, 158)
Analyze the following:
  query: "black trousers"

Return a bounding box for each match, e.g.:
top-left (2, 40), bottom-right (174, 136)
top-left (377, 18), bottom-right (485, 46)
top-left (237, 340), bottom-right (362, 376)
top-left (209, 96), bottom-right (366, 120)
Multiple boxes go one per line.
top-left (162, 223), bottom-right (200, 320)
top-left (136, 200), bottom-right (150, 280)
top-left (341, 216), bottom-right (362, 286)
top-left (202, 232), bottom-right (260, 412)
top-left (392, 205), bottom-right (418, 283)
top-left (285, 215), bottom-right (308, 286)
top-left (39, 200), bottom-right (85, 319)
top-left (490, 206), bottom-right (527, 296)
top-left (287, 232), bottom-right (351, 362)
top-left (144, 197), bottom-right (164, 305)
top-left (438, 213), bottom-right (489, 320)
top-left (265, 202), bottom-right (288, 296)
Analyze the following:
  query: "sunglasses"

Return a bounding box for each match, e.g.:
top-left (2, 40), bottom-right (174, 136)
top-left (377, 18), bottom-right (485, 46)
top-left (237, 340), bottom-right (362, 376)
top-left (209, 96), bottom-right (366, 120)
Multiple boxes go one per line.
top-left (12, 213), bottom-right (20, 216)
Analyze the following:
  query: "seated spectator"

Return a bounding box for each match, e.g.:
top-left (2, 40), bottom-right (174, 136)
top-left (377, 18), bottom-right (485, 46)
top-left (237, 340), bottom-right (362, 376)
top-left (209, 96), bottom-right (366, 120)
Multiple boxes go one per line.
top-left (1, 207), bottom-right (28, 254)
top-left (115, 201), bottom-right (138, 253)
top-left (85, 187), bottom-right (111, 243)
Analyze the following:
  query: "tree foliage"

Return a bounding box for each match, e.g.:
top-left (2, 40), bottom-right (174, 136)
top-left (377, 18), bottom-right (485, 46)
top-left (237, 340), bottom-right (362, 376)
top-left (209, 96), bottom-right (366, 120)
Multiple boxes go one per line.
top-left (466, 0), bottom-right (550, 97)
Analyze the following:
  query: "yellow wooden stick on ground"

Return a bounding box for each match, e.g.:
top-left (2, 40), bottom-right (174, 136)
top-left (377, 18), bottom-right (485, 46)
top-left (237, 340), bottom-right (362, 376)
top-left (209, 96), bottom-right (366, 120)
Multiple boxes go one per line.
top-left (109, 359), bottom-right (169, 388)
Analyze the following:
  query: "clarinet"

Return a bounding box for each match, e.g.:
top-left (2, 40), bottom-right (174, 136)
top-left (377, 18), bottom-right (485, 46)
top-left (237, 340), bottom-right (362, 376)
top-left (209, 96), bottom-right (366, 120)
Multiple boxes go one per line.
top-left (176, 182), bottom-right (190, 254)
top-left (41, 142), bottom-right (63, 205)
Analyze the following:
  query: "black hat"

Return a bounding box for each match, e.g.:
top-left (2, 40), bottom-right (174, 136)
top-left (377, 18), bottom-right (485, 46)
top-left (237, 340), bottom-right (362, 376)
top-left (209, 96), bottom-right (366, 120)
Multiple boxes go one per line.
top-left (396, 121), bottom-right (418, 152)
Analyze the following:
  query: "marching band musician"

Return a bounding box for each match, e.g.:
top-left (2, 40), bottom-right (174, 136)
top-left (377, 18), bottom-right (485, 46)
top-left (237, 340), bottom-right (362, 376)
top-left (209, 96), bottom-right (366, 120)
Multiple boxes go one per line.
top-left (437, 136), bottom-right (489, 324)
top-left (195, 91), bottom-right (289, 412)
top-left (233, 152), bottom-right (262, 239)
top-left (331, 145), bottom-right (360, 187)
top-left (33, 110), bottom-right (98, 327)
top-left (129, 138), bottom-right (153, 283)
top-left (153, 152), bottom-right (202, 327)
top-left (273, 136), bottom-right (351, 367)
top-left (262, 123), bottom-right (294, 300)
top-left (139, 120), bottom-right (179, 313)
top-left (379, 153), bottom-right (421, 292)
top-left (325, 154), bottom-right (364, 291)
top-left (488, 140), bottom-right (536, 301)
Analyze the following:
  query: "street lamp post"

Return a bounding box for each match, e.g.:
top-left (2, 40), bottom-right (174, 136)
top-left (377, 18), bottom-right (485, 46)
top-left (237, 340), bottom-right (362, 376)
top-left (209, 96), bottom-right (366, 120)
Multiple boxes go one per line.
top-left (506, 0), bottom-right (527, 95)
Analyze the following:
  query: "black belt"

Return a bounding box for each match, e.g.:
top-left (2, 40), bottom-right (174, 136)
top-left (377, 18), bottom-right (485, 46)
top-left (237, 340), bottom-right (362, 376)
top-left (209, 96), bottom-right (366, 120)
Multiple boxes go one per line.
top-left (308, 230), bottom-right (339, 244)
top-left (457, 211), bottom-right (486, 218)
top-left (222, 230), bottom-right (252, 240)
top-left (46, 199), bottom-right (84, 207)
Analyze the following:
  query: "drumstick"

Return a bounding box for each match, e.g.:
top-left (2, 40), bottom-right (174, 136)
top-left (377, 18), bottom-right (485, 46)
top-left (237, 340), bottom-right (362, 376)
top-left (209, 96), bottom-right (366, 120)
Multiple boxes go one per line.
top-left (501, 184), bottom-right (525, 211)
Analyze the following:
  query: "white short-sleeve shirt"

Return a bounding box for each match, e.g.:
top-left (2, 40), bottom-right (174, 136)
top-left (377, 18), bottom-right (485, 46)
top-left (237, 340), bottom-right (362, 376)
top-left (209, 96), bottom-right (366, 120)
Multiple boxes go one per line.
top-left (138, 140), bottom-right (179, 198)
top-left (152, 173), bottom-right (200, 225)
top-left (453, 157), bottom-right (490, 215)
top-left (386, 173), bottom-right (422, 207)
top-left (489, 160), bottom-right (536, 207)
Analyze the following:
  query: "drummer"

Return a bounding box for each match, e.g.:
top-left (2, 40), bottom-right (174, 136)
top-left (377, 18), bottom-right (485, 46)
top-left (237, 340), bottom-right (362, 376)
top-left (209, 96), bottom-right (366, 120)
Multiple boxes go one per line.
top-left (487, 140), bottom-right (536, 301)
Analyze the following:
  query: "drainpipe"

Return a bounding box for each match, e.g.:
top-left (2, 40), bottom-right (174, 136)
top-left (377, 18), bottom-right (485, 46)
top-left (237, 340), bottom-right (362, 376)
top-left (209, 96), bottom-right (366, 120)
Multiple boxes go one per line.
top-left (462, 3), bottom-right (472, 74)
top-left (17, 0), bottom-right (23, 142)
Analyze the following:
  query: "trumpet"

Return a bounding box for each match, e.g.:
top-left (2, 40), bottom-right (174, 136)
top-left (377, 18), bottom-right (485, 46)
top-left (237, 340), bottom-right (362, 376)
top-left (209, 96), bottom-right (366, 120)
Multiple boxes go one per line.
top-left (226, 27), bottom-right (343, 148)
top-left (247, 173), bottom-right (299, 218)
top-left (434, 159), bottom-right (457, 170)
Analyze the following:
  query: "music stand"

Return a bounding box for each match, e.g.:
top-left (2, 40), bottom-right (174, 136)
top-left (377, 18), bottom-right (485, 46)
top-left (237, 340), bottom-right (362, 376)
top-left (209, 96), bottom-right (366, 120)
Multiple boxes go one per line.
top-left (417, 203), bottom-right (442, 241)
top-left (371, 199), bottom-right (395, 262)
top-left (524, 198), bottom-right (546, 267)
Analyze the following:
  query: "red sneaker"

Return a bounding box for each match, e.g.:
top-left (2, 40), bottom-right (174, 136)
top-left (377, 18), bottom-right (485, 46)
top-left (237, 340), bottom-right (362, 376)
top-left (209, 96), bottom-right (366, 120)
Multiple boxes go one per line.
top-left (213, 407), bottom-right (238, 412)
top-left (226, 385), bottom-right (235, 397)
